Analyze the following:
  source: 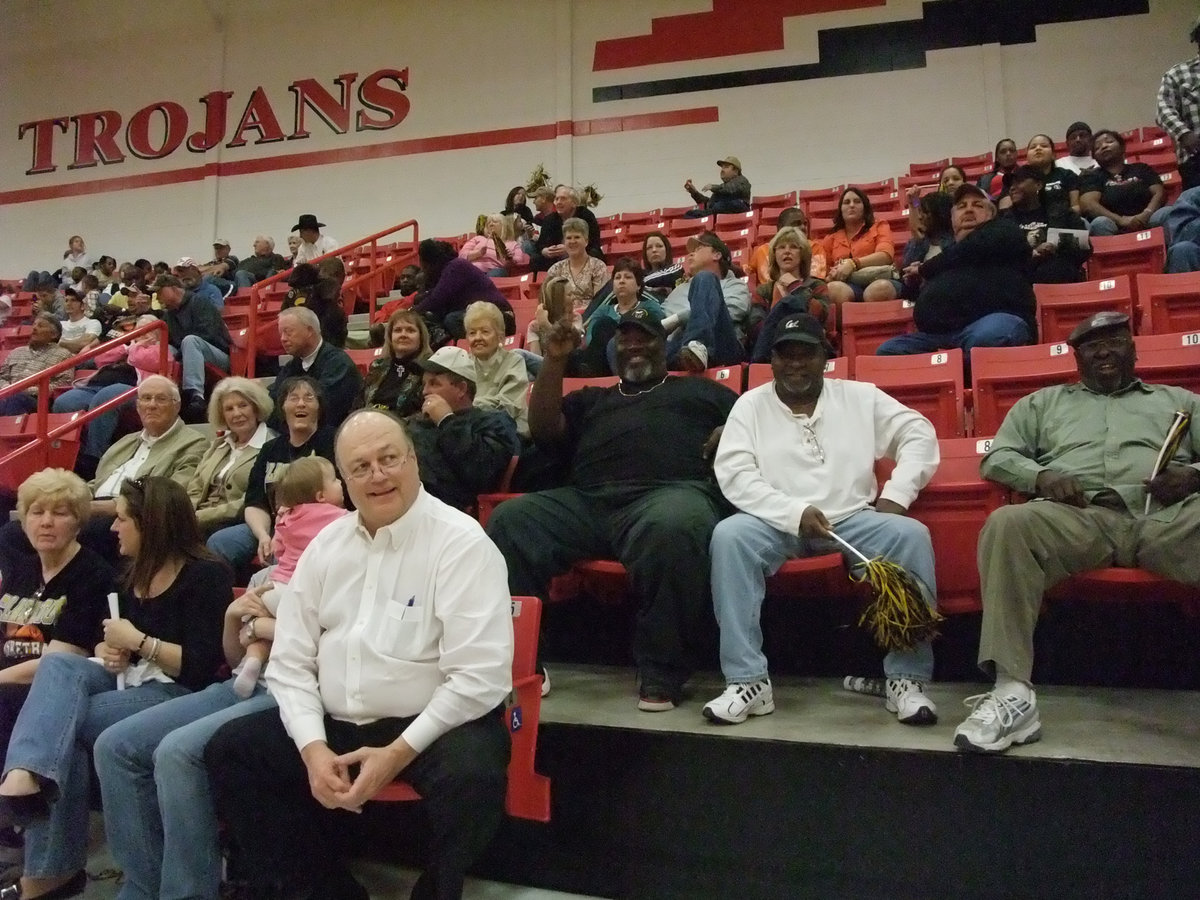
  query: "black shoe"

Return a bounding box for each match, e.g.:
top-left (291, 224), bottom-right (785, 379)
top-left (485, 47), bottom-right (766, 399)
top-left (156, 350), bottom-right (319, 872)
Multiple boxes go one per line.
top-left (181, 393), bottom-right (208, 425)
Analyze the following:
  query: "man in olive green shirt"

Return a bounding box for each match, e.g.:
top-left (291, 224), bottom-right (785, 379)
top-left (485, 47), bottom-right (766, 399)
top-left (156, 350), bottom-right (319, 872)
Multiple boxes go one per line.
top-left (955, 311), bottom-right (1200, 754)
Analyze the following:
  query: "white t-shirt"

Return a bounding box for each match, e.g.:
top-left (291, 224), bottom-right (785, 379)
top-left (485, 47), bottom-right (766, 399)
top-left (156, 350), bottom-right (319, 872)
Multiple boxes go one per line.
top-left (60, 316), bottom-right (102, 344)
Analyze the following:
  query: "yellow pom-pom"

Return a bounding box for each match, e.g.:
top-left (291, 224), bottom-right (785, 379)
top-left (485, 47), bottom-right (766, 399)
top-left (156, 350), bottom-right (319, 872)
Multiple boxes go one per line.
top-left (848, 556), bottom-right (943, 651)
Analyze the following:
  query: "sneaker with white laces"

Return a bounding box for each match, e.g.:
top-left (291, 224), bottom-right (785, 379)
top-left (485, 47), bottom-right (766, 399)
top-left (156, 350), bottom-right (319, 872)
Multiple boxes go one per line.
top-left (679, 340), bottom-right (709, 372)
top-left (885, 677), bottom-right (938, 725)
top-left (953, 690), bottom-right (1041, 754)
top-left (702, 679), bottom-right (774, 724)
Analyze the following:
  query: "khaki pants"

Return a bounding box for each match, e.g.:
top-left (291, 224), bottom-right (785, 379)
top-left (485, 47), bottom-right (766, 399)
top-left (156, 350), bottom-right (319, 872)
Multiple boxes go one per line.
top-left (977, 494), bottom-right (1200, 681)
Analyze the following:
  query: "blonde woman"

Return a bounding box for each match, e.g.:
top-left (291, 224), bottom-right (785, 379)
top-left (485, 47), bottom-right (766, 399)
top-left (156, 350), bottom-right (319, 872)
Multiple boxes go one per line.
top-left (464, 300), bottom-right (529, 437)
top-left (459, 214), bottom-right (529, 275)
top-left (546, 217), bottom-right (609, 310)
top-left (187, 377), bottom-right (276, 537)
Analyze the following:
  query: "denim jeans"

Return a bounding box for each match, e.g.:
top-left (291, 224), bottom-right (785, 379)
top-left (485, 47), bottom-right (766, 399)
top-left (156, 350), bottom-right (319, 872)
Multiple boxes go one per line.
top-left (53, 383), bottom-right (136, 459)
top-left (94, 681), bottom-right (276, 900)
top-left (1087, 206), bottom-right (1170, 236)
top-left (233, 270), bottom-right (262, 290)
top-left (180, 335), bottom-right (230, 395)
top-left (665, 270), bottom-right (745, 367)
top-left (5, 653), bottom-right (189, 878)
top-left (875, 312), bottom-right (1031, 364)
top-left (206, 522), bottom-right (257, 569)
top-left (1167, 241), bottom-right (1200, 273)
top-left (0, 393), bottom-right (36, 416)
top-left (709, 509), bottom-right (937, 683)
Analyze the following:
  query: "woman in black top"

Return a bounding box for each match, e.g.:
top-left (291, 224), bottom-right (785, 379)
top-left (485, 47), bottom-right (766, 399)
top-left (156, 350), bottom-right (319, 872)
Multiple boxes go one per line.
top-left (1080, 129), bottom-right (1169, 236)
top-left (502, 186), bottom-right (535, 226)
top-left (362, 308), bottom-right (431, 416)
top-left (0, 477), bottom-right (229, 900)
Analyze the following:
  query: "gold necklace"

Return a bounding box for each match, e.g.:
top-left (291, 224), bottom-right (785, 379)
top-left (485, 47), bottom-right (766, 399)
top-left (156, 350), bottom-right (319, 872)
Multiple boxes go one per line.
top-left (618, 375), bottom-right (668, 397)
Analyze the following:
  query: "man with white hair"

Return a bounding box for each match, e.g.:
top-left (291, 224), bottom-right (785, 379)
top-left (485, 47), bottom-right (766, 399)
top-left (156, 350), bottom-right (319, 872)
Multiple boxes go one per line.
top-left (268, 306), bottom-right (362, 430)
top-left (157, 275), bottom-right (232, 423)
top-left (531, 185), bottom-right (602, 271)
top-left (235, 236), bottom-right (290, 289)
top-left (876, 183), bottom-right (1036, 358)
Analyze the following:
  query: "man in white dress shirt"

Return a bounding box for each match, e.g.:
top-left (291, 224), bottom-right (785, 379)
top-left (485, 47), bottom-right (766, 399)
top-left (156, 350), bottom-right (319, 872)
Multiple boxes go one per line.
top-left (703, 314), bottom-right (942, 726)
top-left (205, 410), bottom-right (514, 900)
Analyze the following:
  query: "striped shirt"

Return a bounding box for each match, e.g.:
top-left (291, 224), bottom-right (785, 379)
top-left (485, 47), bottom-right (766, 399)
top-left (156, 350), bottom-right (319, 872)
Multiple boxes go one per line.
top-left (0, 344), bottom-right (74, 395)
top-left (1158, 55), bottom-right (1200, 164)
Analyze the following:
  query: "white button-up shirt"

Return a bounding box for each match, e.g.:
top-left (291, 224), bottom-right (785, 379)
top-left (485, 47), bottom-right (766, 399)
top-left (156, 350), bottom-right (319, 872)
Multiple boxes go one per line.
top-left (266, 488), bottom-right (513, 754)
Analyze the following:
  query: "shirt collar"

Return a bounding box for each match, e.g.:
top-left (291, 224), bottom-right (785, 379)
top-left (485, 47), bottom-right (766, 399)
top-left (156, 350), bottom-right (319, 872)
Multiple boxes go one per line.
top-left (353, 486), bottom-right (428, 549)
top-left (301, 340), bottom-right (323, 370)
top-left (1067, 378), bottom-right (1153, 398)
top-left (140, 416), bottom-right (181, 446)
top-left (222, 420), bottom-right (272, 451)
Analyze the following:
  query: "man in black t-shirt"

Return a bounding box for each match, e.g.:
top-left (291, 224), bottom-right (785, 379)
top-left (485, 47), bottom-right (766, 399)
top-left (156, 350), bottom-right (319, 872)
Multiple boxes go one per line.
top-left (1080, 130), bottom-right (1170, 237)
top-left (486, 308), bottom-right (737, 710)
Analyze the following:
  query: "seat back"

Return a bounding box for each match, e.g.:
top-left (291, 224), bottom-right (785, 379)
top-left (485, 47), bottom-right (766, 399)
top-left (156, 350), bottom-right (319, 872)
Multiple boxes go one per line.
top-left (1087, 228), bottom-right (1166, 283)
top-left (970, 343), bottom-right (1077, 435)
top-left (1135, 272), bottom-right (1200, 335)
top-left (1033, 275), bottom-right (1135, 343)
top-left (701, 365), bottom-right (744, 394)
top-left (839, 300), bottom-right (915, 374)
top-left (345, 347), bottom-right (384, 375)
top-left (1133, 331), bottom-right (1200, 393)
top-left (855, 349), bottom-right (966, 437)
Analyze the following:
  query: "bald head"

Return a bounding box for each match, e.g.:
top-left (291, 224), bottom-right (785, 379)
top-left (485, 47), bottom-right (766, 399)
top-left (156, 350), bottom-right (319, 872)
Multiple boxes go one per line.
top-left (335, 410), bottom-right (419, 534)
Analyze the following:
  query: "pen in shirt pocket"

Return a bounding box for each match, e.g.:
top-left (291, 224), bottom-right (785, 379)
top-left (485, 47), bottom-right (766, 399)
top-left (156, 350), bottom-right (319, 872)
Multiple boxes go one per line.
top-left (400, 596), bottom-right (415, 621)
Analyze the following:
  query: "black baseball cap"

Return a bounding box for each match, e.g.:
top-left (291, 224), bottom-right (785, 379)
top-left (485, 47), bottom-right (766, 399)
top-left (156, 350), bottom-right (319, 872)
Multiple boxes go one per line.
top-left (616, 306), bottom-right (666, 340)
top-left (771, 313), bottom-right (834, 355)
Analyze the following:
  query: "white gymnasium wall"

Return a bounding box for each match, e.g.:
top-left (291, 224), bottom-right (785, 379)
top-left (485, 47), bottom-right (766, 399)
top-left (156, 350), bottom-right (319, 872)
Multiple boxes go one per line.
top-left (0, 0), bottom-right (1194, 274)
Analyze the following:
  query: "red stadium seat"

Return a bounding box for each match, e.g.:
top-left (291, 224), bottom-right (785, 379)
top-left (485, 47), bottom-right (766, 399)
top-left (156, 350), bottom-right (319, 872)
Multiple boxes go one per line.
top-left (969, 343), bottom-right (1077, 436)
top-left (751, 191), bottom-right (798, 209)
top-left (758, 207), bottom-right (795, 227)
top-left (854, 178), bottom-right (896, 193)
top-left (839, 300), bottom-right (915, 375)
top-left (1159, 170), bottom-right (1183, 206)
top-left (1129, 152), bottom-right (1176, 175)
top-left (865, 191), bottom-right (903, 213)
top-left (952, 153), bottom-right (992, 168)
top-left (796, 186), bottom-right (843, 203)
top-left (1033, 276), bottom-right (1135, 343)
top-left (1087, 228), bottom-right (1166, 283)
top-left (668, 217), bottom-right (711, 238)
top-left (1142, 125), bottom-right (1168, 142)
top-left (716, 229), bottom-right (754, 253)
top-left (807, 218), bottom-right (835, 239)
top-left (807, 199), bottom-right (839, 220)
top-left (345, 347), bottom-right (384, 375)
top-left (876, 209), bottom-right (913, 232)
top-left (371, 596), bottom-right (550, 822)
top-left (605, 242), bottom-right (644, 263)
top-left (897, 174), bottom-right (938, 191)
top-left (854, 349), bottom-right (967, 438)
top-left (658, 205), bottom-right (694, 219)
top-left (619, 210), bottom-right (659, 225)
top-left (491, 274), bottom-right (535, 304)
top-left (1136, 272), bottom-right (1200, 334)
top-left (908, 158), bottom-right (948, 178)
top-left (625, 221), bottom-right (667, 240)
top-left (702, 365), bottom-right (745, 393)
top-left (1133, 330), bottom-right (1200, 393)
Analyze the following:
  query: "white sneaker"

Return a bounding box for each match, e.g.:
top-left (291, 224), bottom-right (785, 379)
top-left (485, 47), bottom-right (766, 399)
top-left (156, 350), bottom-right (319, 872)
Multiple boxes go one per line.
top-left (680, 340), bottom-right (709, 371)
top-left (885, 677), bottom-right (938, 725)
top-left (702, 679), bottom-right (774, 724)
top-left (537, 664), bottom-right (550, 698)
top-left (954, 690), bottom-right (1040, 754)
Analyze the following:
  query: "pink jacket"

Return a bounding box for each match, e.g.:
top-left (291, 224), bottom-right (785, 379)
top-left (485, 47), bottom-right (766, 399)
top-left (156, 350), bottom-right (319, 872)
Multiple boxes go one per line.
top-left (270, 502), bottom-right (348, 584)
top-left (458, 234), bottom-right (529, 273)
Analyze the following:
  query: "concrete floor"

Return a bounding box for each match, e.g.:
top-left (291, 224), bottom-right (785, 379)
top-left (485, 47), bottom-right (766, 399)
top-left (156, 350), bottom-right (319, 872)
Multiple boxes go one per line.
top-left (63, 663), bottom-right (1200, 897)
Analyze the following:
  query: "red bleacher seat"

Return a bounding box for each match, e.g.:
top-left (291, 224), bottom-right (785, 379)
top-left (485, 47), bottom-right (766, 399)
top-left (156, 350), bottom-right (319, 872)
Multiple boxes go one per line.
top-left (908, 158), bottom-right (948, 178)
top-left (594, 214), bottom-right (620, 227)
top-left (1125, 137), bottom-right (1169, 156)
top-left (970, 343), bottom-right (1077, 435)
top-left (807, 199), bottom-right (839, 219)
top-left (876, 209), bottom-right (912, 232)
top-left (758, 207), bottom-right (794, 227)
top-left (1133, 330), bottom-right (1200, 393)
top-left (839, 300), bottom-right (915, 375)
top-left (1142, 125), bottom-right (1168, 142)
top-left (808, 218), bottom-right (835, 239)
top-left (855, 178), bottom-right (896, 193)
top-left (751, 191), bottom-right (798, 209)
top-left (371, 595), bottom-right (550, 822)
top-left (1131, 152), bottom-right (1176, 176)
top-left (796, 186), bottom-right (843, 203)
top-left (897, 175), bottom-right (938, 192)
top-left (619, 210), bottom-right (659, 225)
top-left (702, 365), bottom-right (744, 393)
top-left (1159, 170), bottom-right (1183, 206)
top-left (716, 229), bottom-right (754, 253)
top-left (1087, 228), bottom-right (1166, 283)
top-left (1033, 275), bottom-right (1135, 343)
top-left (625, 221), bottom-right (666, 240)
top-left (865, 192), bottom-right (903, 213)
top-left (952, 153), bottom-right (992, 168)
top-left (668, 217), bottom-right (711, 238)
top-left (605, 242), bottom-right (643, 263)
top-left (345, 347), bottom-right (384, 375)
top-left (854, 349), bottom-right (966, 438)
top-left (491, 274), bottom-right (535, 304)
top-left (1135, 272), bottom-right (1200, 334)
top-left (658, 205), bottom-right (694, 219)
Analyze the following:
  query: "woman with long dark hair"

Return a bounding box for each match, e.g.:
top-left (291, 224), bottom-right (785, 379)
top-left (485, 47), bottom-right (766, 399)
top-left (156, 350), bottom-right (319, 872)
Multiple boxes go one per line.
top-left (413, 239), bottom-right (515, 339)
top-left (821, 187), bottom-right (896, 305)
top-left (0, 477), bottom-right (228, 900)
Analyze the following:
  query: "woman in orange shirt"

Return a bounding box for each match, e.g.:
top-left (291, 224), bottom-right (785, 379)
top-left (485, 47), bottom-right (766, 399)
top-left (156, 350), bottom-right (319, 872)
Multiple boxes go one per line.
top-left (820, 187), bottom-right (895, 305)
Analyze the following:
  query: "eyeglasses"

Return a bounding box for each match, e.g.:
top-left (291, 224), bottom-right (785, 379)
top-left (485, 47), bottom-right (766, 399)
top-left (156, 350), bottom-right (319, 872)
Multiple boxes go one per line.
top-left (800, 422), bottom-right (825, 465)
top-left (1078, 335), bottom-right (1132, 353)
top-left (345, 452), bottom-right (410, 483)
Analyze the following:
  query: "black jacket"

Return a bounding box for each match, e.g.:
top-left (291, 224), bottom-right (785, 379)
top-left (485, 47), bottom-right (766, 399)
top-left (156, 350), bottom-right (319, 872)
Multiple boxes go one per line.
top-left (163, 293), bottom-right (231, 354)
top-left (268, 342), bottom-right (363, 431)
top-left (406, 408), bottom-right (519, 510)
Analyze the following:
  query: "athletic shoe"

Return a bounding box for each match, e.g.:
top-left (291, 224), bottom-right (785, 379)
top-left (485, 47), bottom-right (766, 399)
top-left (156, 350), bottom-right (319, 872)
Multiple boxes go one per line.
top-left (885, 677), bottom-right (938, 725)
top-left (637, 686), bottom-right (679, 712)
top-left (953, 690), bottom-right (1041, 754)
top-left (702, 679), bottom-right (775, 724)
top-left (679, 340), bottom-right (708, 372)
top-left (842, 675), bottom-right (887, 698)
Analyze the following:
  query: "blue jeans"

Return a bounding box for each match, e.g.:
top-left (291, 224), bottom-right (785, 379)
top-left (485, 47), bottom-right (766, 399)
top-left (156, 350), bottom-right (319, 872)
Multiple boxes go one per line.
top-left (665, 270), bottom-right (745, 367)
top-left (0, 393), bottom-right (36, 416)
top-left (180, 335), bottom-right (230, 395)
top-left (875, 312), bottom-right (1032, 359)
top-left (5, 653), bottom-right (189, 878)
top-left (233, 270), bottom-right (263, 290)
top-left (710, 509), bottom-right (937, 683)
top-left (207, 522), bottom-right (258, 568)
top-left (1167, 241), bottom-right (1200, 273)
top-left (94, 681), bottom-right (276, 900)
top-left (1087, 207), bottom-right (1170, 236)
top-left (53, 383), bottom-right (136, 459)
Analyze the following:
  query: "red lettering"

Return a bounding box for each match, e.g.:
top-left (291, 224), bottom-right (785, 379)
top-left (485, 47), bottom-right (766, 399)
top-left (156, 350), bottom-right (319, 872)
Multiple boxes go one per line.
top-left (126, 102), bottom-right (189, 159)
top-left (226, 88), bottom-right (286, 148)
top-left (288, 73), bottom-right (357, 140)
top-left (187, 91), bottom-right (234, 153)
top-left (68, 110), bottom-right (126, 169)
top-left (355, 68), bottom-right (410, 132)
top-left (18, 118), bottom-right (69, 175)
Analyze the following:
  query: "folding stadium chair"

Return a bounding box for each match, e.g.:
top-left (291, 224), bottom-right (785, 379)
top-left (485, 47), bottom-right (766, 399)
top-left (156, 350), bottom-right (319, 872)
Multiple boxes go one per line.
top-left (796, 186), bottom-right (843, 204)
top-left (908, 158), bottom-right (948, 178)
top-left (855, 349), bottom-right (967, 438)
top-left (1142, 125), bottom-right (1168, 141)
top-left (492, 274), bottom-right (535, 304)
top-left (619, 210), bottom-right (659, 225)
top-left (839, 300), bottom-right (915, 375)
top-left (625, 222), bottom-right (667, 241)
top-left (807, 199), bottom-right (839, 220)
top-left (702, 365), bottom-right (745, 393)
top-left (668, 217), bottom-right (711, 238)
top-left (658, 206), bottom-right (694, 219)
top-left (751, 192), bottom-right (798, 209)
top-left (1133, 330), bottom-right (1200, 393)
top-left (855, 178), bottom-right (896, 193)
top-left (371, 596), bottom-right (551, 822)
top-left (1033, 275), bottom-right (1135, 344)
top-left (1135, 272), bottom-right (1200, 334)
top-left (1159, 170), bottom-right (1183, 206)
top-left (1087, 228), bottom-right (1166, 283)
top-left (345, 347), bottom-right (384, 375)
top-left (951, 153), bottom-right (992, 169)
top-left (605, 242), bottom-right (644, 263)
top-left (969, 343), bottom-right (1077, 435)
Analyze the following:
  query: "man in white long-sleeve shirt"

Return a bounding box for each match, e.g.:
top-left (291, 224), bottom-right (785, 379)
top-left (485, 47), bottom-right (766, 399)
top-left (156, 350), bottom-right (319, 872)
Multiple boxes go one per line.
top-left (205, 409), bottom-right (514, 900)
top-left (704, 314), bottom-right (941, 726)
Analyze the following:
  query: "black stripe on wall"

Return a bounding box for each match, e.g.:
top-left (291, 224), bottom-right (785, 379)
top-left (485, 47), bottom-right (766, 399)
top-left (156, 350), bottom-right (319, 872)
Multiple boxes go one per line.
top-left (593, 0), bottom-right (1150, 103)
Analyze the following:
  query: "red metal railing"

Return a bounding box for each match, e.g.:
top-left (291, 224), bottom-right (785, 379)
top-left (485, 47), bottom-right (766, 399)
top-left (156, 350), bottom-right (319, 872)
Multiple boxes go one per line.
top-left (0, 320), bottom-right (170, 477)
top-left (242, 220), bottom-right (420, 376)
